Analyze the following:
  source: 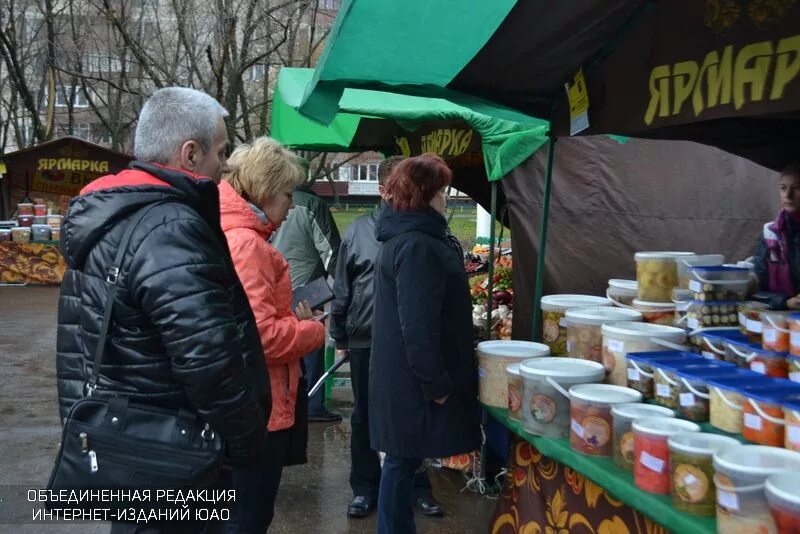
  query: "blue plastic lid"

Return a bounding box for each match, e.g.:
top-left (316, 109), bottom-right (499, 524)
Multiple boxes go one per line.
top-left (706, 373), bottom-right (778, 392)
top-left (781, 393), bottom-right (800, 412)
top-left (743, 382), bottom-right (800, 404)
top-left (627, 351), bottom-right (704, 364)
top-left (654, 358), bottom-right (737, 373)
top-left (790, 313), bottom-right (800, 321)
top-left (675, 366), bottom-right (746, 381)
top-left (697, 329), bottom-right (748, 343)
top-left (687, 299), bottom-right (744, 306)
top-left (690, 266), bottom-right (749, 273)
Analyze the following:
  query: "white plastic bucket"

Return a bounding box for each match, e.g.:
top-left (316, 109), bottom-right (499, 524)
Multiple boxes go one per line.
top-left (713, 446), bottom-right (800, 534)
top-left (606, 279), bottom-right (638, 308)
top-left (765, 471), bottom-right (800, 531)
top-left (477, 341), bottom-right (549, 408)
top-left (569, 384), bottom-right (642, 456)
top-left (667, 433), bottom-right (741, 516)
top-left (519, 357), bottom-right (605, 438)
top-left (632, 299), bottom-right (676, 327)
top-left (600, 321), bottom-right (687, 386)
top-left (565, 306), bottom-right (642, 362)
top-left (540, 295), bottom-right (613, 356)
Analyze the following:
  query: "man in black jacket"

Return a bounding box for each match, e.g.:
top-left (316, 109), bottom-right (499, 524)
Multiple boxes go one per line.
top-left (57, 87), bottom-right (270, 532)
top-left (331, 157), bottom-right (443, 519)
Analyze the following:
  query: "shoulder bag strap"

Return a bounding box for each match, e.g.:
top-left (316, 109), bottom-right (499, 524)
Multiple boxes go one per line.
top-left (85, 203), bottom-right (163, 396)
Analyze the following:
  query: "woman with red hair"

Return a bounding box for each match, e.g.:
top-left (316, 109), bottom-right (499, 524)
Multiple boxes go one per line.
top-left (369, 154), bottom-right (479, 534)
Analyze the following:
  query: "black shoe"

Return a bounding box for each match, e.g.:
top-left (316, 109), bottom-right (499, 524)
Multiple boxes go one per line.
top-left (416, 496), bottom-right (444, 517)
top-left (308, 410), bottom-right (343, 423)
top-left (347, 496), bottom-right (375, 518)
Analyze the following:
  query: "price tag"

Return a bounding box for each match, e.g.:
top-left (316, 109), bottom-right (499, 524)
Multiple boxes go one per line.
top-left (640, 451), bottom-right (665, 473)
top-left (565, 68), bottom-right (590, 135)
top-left (764, 329), bottom-right (777, 344)
top-left (718, 490), bottom-right (739, 511)
top-left (680, 392), bottom-right (695, 407)
top-left (747, 319), bottom-right (763, 333)
top-left (788, 425), bottom-right (800, 445)
top-left (627, 367), bottom-right (640, 381)
top-left (571, 419), bottom-right (585, 438)
top-left (790, 372), bottom-right (800, 382)
top-left (689, 280), bottom-right (702, 293)
top-left (751, 361), bottom-right (766, 375)
top-left (702, 351), bottom-right (716, 360)
top-left (608, 339), bottom-right (625, 353)
top-left (688, 318), bottom-right (699, 330)
top-left (739, 312), bottom-right (747, 326)
top-left (744, 412), bottom-right (763, 431)
top-left (656, 383), bottom-right (671, 397)
top-left (791, 331), bottom-right (800, 346)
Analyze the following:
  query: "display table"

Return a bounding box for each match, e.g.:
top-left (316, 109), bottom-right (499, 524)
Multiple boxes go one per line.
top-left (486, 406), bottom-right (716, 534)
top-left (0, 241), bottom-right (65, 285)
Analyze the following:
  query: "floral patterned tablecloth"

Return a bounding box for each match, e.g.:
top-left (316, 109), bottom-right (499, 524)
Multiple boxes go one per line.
top-left (0, 241), bottom-right (65, 285)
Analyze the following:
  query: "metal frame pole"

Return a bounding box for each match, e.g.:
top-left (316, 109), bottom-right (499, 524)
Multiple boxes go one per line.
top-left (531, 133), bottom-right (557, 341)
top-left (485, 180), bottom-right (498, 339)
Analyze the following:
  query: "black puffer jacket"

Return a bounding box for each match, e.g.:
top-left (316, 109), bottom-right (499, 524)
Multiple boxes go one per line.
top-left (57, 162), bottom-right (270, 465)
top-left (369, 204), bottom-right (479, 459)
top-left (330, 202), bottom-right (384, 350)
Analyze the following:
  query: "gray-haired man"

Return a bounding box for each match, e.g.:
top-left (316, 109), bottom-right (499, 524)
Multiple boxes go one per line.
top-left (56, 87), bottom-right (270, 533)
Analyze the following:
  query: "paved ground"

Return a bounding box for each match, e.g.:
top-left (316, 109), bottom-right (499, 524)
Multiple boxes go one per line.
top-left (0, 287), bottom-right (496, 533)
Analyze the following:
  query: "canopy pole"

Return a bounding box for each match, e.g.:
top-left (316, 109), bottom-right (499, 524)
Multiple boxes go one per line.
top-left (485, 180), bottom-right (498, 340)
top-left (531, 133), bottom-right (557, 341)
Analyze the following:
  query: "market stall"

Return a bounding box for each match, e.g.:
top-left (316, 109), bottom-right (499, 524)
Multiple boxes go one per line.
top-left (0, 137), bottom-right (132, 285)
top-left (275, 64), bottom-right (793, 531)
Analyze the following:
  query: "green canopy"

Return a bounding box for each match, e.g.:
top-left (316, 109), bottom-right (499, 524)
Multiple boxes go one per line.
top-left (272, 67), bottom-right (550, 181)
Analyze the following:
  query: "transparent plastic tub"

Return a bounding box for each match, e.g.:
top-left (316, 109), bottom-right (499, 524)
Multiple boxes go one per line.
top-left (506, 363), bottom-right (524, 421)
top-left (632, 417), bottom-right (700, 495)
top-left (741, 302), bottom-right (771, 344)
top-left (632, 299), bottom-right (676, 326)
top-left (696, 328), bottom-right (747, 361)
top-left (676, 254), bottom-right (725, 289)
top-left (785, 395), bottom-right (800, 452)
top-left (790, 314), bottom-right (800, 357)
top-left (635, 252), bottom-right (694, 303)
top-left (765, 471), bottom-right (800, 534)
top-left (762, 311), bottom-right (792, 352)
top-left (626, 352), bottom-right (704, 399)
top-left (651, 360), bottom-right (736, 409)
top-left (674, 366), bottom-right (742, 422)
top-left (601, 322), bottom-right (687, 386)
top-left (714, 446), bottom-right (800, 534)
top-left (688, 266), bottom-right (750, 302)
top-left (477, 341), bottom-right (550, 408)
top-left (742, 385), bottom-right (800, 447)
top-left (667, 432), bottom-right (741, 516)
top-left (520, 358), bottom-right (605, 437)
top-left (565, 306), bottom-right (642, 362)
top-left (569, 384), bottom-right (642, 457)
top-left (707, 374), bottom-right (779, 433)
top-left (606, 279), bottom-right (638, 308)
top-left (686, 300), bottom-right (740, 330)
top-left (540, 295), bottom-right (612, 356)
top-left (611, 403), bottom-right (674, 471)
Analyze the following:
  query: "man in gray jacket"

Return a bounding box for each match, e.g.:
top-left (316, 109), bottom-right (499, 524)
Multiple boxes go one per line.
top-left (273, 185), bottom-right (342, 421)
top-left (331, 156), bottom-right (443, 519)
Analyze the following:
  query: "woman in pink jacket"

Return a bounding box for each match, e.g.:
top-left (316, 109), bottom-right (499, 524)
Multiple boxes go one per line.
top-left (219, 137), bottom-right (325, 533)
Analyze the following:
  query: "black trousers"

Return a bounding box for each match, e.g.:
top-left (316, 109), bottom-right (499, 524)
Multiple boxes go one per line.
top-left (226, 429), bottom-right (290, 533)
top-left (349, 347), bottom-right (433, 500)
top-left (303, 346), bottom-right (327, 416)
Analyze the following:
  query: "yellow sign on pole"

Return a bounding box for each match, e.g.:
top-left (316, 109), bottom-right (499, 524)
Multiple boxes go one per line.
top-left (565, 68), bottom-right (590, 135)
top-left (0, 161), bottom-right (6, 174)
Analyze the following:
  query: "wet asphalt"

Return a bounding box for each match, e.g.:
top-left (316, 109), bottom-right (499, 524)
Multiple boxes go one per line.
top-left (0, 287), bottom-right (496, 533)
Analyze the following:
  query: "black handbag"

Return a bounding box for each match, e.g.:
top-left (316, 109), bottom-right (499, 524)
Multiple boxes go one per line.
top-left (47, 203), bottom-right (223, 493)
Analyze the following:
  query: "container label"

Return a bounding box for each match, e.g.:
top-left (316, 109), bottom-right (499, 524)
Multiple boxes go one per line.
top-left (751, 361), bottom-right (766, 375)
top-left (639, 451), bottom-right (665, 473)
top-left (656, 383), bottom-right (671, 397)
top-left (744, 412), bottom-right (763, 431)
top-left (580, 416), bottom-right (611, 448)
top-left (764, 329), bottom-right (777, 344)
top-left (608, 339), bottom-right (625, 353)
top-left (689, 280), bottom-right (702, 292)
top-left (717, 489), bottom-right (739, 511)
top-left (559, 317), bottom-right (568, 327)
top-left (789, 425), bottom-right (800, 445)
top-left (702, 351), bottom-right (716, 360)
top-left (792, 331), bottom-right (800, 346)
top-left (674, 464), bottom-right (710, 504)
top-left (739, 312), bottom-right (747, 326)
top-left (688, 318), bottom-right (699, 330)
top-left (747, 319), bottom-right (763, 333)
top-left (571, 419), bottom-right (585, 438)
top-left (627, 367), bottom-right (640, 381)
top-left (531, 394), bottom-right (557, 423)
top-left (790, 372), bottom-right (800, 383)
top-left (680, 392), bottom-right (695, 407)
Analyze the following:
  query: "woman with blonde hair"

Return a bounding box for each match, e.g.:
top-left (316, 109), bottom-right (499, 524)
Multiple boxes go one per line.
top-left (219, 136), bottom-right (326, 532)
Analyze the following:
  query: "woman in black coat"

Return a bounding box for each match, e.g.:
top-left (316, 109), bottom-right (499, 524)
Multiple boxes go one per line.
top-left (370, 154), bottom-right (480, 534)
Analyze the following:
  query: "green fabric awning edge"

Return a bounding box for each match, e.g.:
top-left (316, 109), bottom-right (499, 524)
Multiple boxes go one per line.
top-left (274, 68), bottom-right (552, 182)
